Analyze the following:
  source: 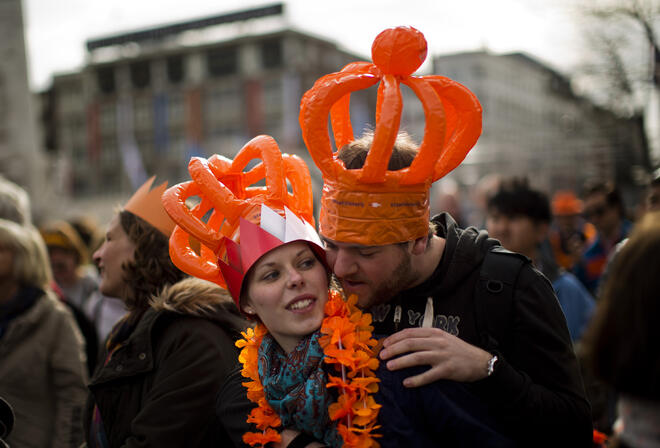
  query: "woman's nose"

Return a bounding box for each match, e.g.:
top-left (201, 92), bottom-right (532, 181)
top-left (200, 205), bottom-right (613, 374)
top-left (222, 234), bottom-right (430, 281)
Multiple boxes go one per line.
top-left (286, 267), bottom-right (304, 288)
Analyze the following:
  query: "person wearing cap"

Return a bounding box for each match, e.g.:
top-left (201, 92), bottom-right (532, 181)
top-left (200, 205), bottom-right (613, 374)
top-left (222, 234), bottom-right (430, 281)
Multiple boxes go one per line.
top-left (40, 220), bottom-right (101, 374)
top-left (82, 178), bottom-right (249, 448)
top-left (548, 190), bottom-right (597, 272)
top-left (300, 26), bottom-right (592, 446)
top-left (40, 220), bottom-right (97, 309)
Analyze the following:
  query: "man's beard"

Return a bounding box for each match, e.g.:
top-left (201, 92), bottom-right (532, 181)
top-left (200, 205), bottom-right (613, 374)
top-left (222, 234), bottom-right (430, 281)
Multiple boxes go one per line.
top-left (361, 249), bottom-right (414, 309)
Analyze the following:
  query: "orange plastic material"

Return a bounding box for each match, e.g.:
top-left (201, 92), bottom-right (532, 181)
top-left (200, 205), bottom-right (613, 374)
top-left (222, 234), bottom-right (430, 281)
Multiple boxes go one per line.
top-left (299, 26), bottom-right (482, 245)
top-left (161, 135), bottom-right (314, 288)
top-left (123, 176), bottom-right (176, 236)
top-left (552, 191), bottom-right (584, 216)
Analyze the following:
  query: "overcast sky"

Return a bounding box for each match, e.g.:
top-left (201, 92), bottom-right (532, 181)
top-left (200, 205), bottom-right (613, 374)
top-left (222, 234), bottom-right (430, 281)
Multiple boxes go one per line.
top-left (23, 0), bottom-right (582, 91)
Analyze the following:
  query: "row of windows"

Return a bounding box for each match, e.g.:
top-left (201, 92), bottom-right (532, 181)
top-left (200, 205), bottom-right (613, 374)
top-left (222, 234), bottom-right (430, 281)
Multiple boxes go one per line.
top-left (96, 39), bottom-right (282, 94)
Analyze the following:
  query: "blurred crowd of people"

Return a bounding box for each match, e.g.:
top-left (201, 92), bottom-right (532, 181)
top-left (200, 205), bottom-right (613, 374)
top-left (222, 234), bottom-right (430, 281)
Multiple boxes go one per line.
top-left (0, 167), bottom-right (657, 447)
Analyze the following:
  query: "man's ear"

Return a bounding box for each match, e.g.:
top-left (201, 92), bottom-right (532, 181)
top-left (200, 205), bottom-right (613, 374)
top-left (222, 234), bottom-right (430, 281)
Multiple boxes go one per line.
top-left (411, 235), bottom-right (429, 255)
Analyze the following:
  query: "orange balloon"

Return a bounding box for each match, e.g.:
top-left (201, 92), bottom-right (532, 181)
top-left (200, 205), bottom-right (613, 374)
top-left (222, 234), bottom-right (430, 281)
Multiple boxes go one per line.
top-left (371, 26), bottom-right (427, 76)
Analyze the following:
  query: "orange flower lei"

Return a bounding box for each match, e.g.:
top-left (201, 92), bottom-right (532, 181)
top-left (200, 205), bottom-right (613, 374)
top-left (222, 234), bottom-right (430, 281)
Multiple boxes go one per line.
top-left (236, 289), bottom-right (381, 447)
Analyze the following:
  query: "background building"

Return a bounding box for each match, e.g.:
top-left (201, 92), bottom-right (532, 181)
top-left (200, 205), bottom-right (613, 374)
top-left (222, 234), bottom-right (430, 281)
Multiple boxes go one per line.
top-left (37, 5), bottom-right (649, 222)
top-left (40, 4), bottom-right (374, 221)
top-left (0, 0), bottom-right (44, 211)
top-left (432, 51), bottom-right (648, 203)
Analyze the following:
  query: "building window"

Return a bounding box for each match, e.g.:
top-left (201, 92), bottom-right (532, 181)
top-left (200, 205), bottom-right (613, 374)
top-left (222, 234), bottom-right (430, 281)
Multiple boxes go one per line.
top-left (207, 46), bottom-right (238, 77)
top-left (133, 96), bottom-right (152, 130)
top-left (205, 83), bottom-right (242, 134)
top-left (261, 38), bottom-right (282, 69)
top-left (168, 93), bottom-right (184, 127)
top-left (166, 55), bottom-right (185, 84)
top-left (0, 74), bottom-right (6, 143)
top-left (130, 61), bottom-right (151, 89)
top-left (97, 67), bottom-right (115, 94)
top-left (99, 102), bottom-right (116, 136)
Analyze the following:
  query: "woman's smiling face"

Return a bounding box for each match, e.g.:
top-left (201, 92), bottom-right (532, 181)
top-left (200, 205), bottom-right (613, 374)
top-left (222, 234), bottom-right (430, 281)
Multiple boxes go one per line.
top-left (243, 241), bottom-right (328, 353)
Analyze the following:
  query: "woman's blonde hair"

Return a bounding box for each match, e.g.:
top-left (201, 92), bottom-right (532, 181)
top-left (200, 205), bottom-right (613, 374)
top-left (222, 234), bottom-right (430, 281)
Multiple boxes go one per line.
top-left (0, 219), bottom-right (53, 289)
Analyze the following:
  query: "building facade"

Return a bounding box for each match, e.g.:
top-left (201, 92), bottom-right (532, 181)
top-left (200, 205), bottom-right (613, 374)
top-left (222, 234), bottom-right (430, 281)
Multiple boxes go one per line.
top-left (432, 51), bottom-right (648, 198)
top-left (0, 0), bottom-right (43, 206)
top-left (42, 5), bottom-right (372, 208)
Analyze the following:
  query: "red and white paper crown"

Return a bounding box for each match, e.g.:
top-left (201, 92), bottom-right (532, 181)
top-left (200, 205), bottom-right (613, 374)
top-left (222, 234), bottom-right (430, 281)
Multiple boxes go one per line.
top-left (219, 204), bottom-right (324, 301)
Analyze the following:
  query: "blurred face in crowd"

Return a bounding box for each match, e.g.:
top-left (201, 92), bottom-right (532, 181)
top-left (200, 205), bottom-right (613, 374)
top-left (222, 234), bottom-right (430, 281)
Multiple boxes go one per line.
top-left (555, 214), bottom-right (580, 236)
top-left (647, 184), bottom-right (660, 213)
top-left (584, 192), bottom-right (619, 237)
top-left (93, 215), bottom-right (135, 299)
top-left (322, 237), bottom-right (415, 309)
top-left (486, 210), bottom-right (547, 259)
top-left (48, 247), bottom-right (78, 287)
top-left (243, 242), bottom-right (328, 353)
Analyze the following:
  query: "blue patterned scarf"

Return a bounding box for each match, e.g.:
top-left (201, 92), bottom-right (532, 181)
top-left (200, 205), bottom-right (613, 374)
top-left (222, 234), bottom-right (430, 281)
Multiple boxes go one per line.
top-left (258, 331), bottom-right (342, 447)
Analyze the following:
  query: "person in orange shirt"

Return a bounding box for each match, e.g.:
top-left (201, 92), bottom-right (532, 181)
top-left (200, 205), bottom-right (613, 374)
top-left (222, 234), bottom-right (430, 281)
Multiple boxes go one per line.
top-left (548, 191), bottom-right (597, 271)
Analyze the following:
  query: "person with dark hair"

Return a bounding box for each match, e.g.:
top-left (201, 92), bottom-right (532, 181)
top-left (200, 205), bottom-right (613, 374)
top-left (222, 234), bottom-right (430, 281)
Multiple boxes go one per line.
top-left (486, 179), bottom-right (595, 341)
top-left (316, 132), bottom-right (592, 446)
top-left (0, 219), bottom-right (88, 448)
top-left (83, 177), bottom-right (249, 448)
top-left (583, 211), bottom-right (660, 447)
top-left (574, 182), bottom-right (632, 295)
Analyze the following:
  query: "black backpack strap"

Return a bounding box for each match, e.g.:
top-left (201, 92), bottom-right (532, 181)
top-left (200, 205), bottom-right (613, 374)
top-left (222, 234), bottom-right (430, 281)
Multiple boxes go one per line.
top-left (475, 246), bottom-right (530, 351)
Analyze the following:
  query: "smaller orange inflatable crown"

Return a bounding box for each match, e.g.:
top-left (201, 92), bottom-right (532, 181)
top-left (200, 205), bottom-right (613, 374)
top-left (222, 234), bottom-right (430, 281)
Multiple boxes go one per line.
top-left (161, 135), bottom-right (318, 299)
top-left (124, 176), bottom-right (176, 236)
top-left (299, 26), bottom-right (482, 245)
top-left (552, 191), bottom-right (584, 216)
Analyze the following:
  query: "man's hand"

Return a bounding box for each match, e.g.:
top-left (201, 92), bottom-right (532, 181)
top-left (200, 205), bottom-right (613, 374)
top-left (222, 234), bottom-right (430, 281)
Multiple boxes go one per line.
top-left (380, 327), bottom-right (493, 387)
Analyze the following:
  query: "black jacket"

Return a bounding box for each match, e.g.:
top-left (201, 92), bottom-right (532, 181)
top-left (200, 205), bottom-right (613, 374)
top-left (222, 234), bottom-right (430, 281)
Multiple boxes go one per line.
top-left (370, 213), bottom-right (592, 447)
top-left (83, 278), bottom-right (250, 448)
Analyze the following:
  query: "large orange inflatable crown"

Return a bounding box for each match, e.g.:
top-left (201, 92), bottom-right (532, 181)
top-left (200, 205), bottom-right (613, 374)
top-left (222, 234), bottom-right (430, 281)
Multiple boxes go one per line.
top-left (161, 135), bottom-right (320, 303)
top-left (300, 26), bottom-right (482, 245)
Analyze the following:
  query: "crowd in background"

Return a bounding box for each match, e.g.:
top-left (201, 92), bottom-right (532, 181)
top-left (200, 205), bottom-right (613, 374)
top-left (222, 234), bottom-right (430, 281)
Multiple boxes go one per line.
top-left (0, 167), bottom-right (658, 447)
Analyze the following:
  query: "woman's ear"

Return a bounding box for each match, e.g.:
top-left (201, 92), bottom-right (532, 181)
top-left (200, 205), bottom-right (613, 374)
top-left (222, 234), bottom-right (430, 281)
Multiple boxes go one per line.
top-left (242, 303), bottom-right (256, 315)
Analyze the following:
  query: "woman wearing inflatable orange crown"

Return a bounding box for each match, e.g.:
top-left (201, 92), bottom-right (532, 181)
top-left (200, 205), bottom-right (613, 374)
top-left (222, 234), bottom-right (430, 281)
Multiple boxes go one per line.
top-left (162, 135), bottom-right (381, 448)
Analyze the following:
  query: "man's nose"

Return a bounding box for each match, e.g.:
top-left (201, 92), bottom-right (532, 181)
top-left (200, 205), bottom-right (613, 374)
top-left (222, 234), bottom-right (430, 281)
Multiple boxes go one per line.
top-left (331, 249), bottom-right (358, 278)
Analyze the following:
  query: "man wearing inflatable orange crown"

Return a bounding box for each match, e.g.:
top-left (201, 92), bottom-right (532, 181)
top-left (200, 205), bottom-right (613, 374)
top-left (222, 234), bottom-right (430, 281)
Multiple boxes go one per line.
top-left (300, 26), bottom-right (592, 446)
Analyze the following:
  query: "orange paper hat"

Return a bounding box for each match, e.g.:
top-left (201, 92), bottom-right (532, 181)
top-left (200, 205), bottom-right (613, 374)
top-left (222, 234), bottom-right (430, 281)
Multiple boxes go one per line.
top-left (552, 191), bottom-right (584, 216)
top-left (161, 135), bottom-right (322, 305)
top-left (124, 176), bottom-right (176, 236)
top-left (300, 26), bottom-right (482, 245)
